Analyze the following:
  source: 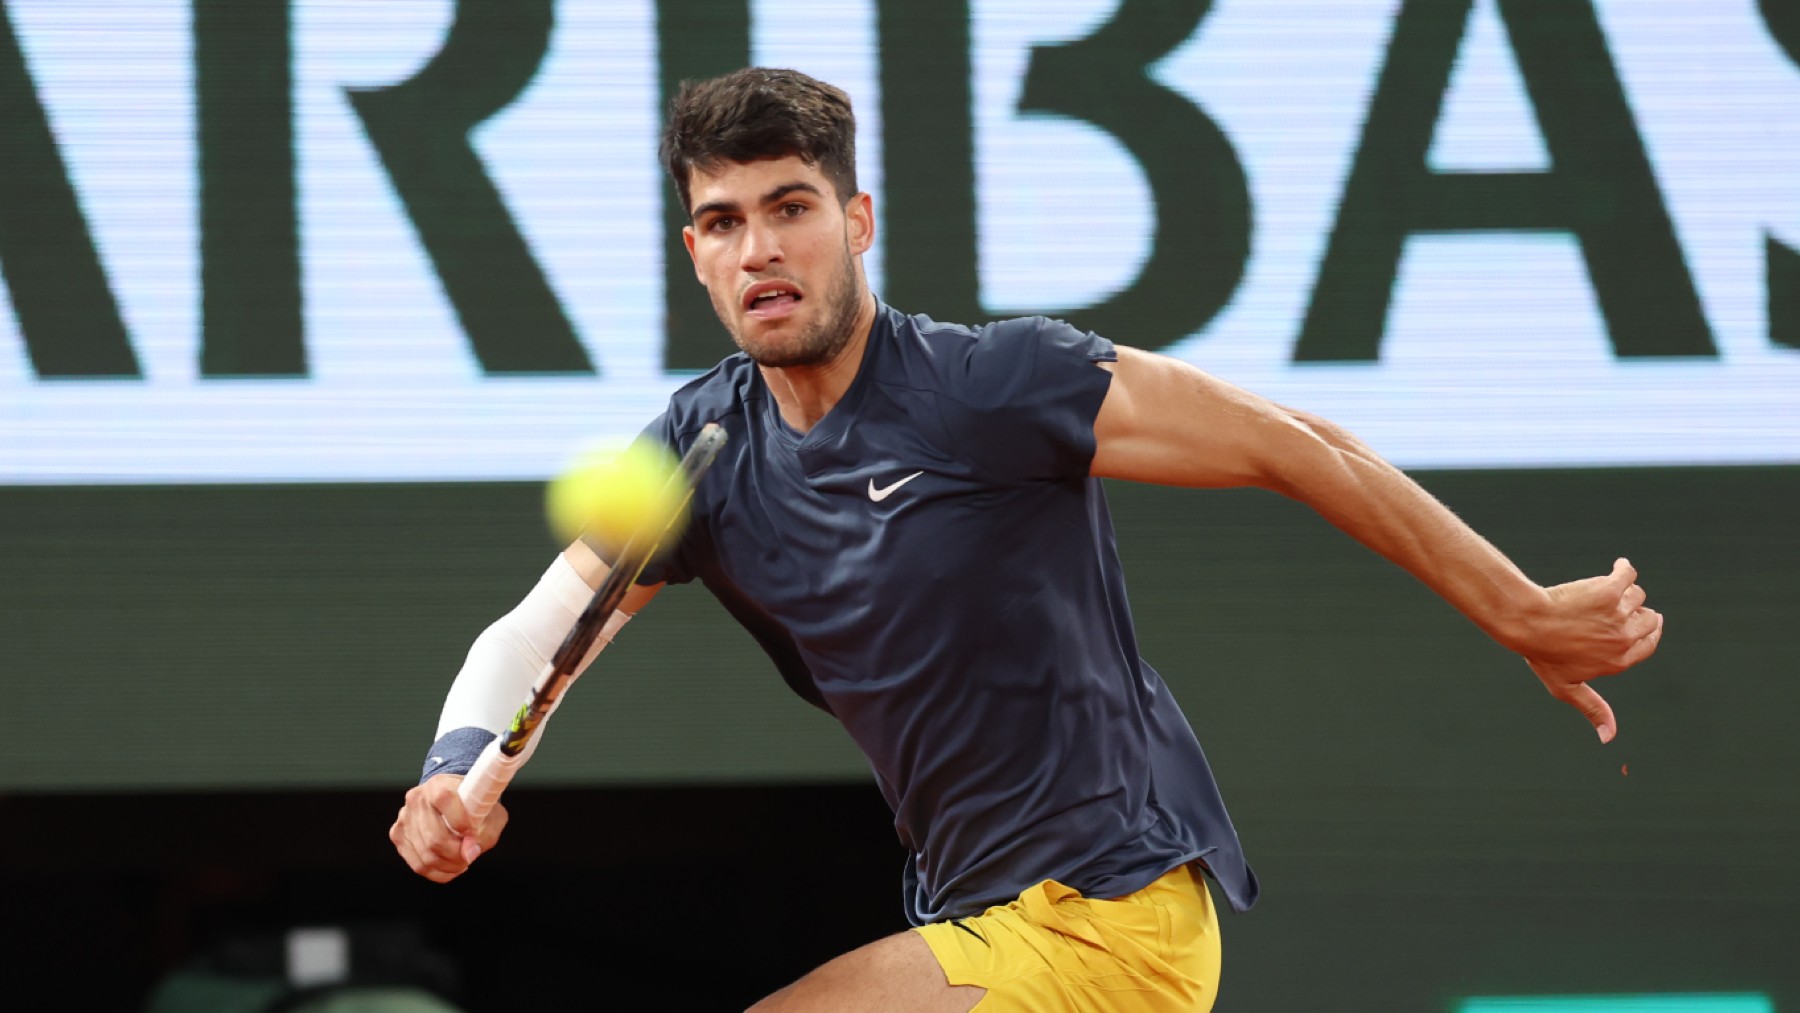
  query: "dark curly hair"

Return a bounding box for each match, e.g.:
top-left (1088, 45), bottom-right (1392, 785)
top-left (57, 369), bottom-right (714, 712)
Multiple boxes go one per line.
top-left (660, 67), bottom-right (859, 215)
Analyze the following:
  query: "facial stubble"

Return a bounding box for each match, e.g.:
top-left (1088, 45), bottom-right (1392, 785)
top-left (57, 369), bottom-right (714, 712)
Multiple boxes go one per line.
top-left (715, 242), bottom-right (864, 369)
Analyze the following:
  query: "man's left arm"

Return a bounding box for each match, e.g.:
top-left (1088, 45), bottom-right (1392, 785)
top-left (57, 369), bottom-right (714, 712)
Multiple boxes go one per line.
top-left (1090, 346), bottom-right (1663, 743)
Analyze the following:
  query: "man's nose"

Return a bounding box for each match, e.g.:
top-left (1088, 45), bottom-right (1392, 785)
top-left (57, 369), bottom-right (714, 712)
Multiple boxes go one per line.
top-left (739, 219), bottom-right (783, 272)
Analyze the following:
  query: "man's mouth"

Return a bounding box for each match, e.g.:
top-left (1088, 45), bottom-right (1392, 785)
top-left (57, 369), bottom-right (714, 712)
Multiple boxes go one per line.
top-left (743, 281), bottom-right (803, 319)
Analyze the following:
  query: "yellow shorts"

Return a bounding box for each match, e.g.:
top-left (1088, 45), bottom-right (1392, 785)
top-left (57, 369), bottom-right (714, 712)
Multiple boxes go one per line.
top-left (914, 863), bottom-right (1221, 1012)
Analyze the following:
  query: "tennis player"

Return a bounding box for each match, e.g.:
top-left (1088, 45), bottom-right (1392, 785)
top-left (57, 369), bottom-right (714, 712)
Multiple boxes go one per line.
top-left (391, 68), bottom-right (1664, 1011)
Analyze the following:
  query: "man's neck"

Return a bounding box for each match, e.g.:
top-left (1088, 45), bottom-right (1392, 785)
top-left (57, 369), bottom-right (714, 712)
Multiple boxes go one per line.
top-left (760, 293), bottom-right (878, 435)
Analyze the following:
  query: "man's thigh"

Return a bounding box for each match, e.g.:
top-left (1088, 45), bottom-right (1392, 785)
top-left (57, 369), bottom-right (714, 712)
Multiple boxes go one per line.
top-left (747, 929), bottom-right (986, 1013)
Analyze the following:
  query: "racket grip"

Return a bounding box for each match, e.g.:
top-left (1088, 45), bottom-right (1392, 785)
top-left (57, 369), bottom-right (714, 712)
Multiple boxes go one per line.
top-left (457, 736), bottom-right (522, 827)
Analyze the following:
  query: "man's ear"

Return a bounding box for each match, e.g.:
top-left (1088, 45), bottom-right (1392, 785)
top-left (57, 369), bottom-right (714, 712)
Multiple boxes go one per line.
top-left (846, 192), bottom-right (875, 256)
top-left (682, 225), bottom-right (700, 281)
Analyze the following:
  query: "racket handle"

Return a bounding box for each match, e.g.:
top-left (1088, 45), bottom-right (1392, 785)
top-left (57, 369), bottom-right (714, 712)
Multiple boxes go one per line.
top-left (453, 660), bottom-right (573, 830)
top-left (457, 736), bottom-right (522, 828)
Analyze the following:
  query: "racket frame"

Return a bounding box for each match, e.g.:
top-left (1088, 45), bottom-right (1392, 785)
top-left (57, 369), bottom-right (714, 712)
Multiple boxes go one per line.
top-left (456, 422), bottom-right (727, 822)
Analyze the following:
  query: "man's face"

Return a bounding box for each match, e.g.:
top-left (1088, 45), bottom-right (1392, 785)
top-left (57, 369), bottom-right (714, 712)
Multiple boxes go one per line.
top-left (682, 155), bottom-right (874, 368)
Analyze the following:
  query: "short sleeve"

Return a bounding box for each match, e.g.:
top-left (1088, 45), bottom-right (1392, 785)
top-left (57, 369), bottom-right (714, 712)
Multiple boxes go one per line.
top-left (606, 413), bottom-right (707, 588)
top-left (936, 316), bottom-right (1117, 483)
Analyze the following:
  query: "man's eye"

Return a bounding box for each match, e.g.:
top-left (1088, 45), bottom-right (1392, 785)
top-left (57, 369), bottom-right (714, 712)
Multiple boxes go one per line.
top-left (781, 203), bottom-right (806, 217)
top-left (708, 217), bottom-right (739, 233)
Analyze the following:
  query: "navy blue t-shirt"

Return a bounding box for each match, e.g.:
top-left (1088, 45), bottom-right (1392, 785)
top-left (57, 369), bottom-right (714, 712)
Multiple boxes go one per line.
top-left (638, 304), bottom-right (1258, 925)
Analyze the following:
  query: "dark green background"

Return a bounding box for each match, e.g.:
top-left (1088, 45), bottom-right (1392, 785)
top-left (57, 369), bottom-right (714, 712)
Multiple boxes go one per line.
top-left (2, 467), bottom-right (1795, 1008)
top-left (9, 468), bottom-right (1793, 800)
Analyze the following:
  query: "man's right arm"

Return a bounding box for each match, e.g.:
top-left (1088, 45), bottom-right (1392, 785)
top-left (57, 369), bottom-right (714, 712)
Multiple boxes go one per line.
top-left (563, 537), bottom-right (666, 612)
top-left (389, 540), bottom-right (662, 883)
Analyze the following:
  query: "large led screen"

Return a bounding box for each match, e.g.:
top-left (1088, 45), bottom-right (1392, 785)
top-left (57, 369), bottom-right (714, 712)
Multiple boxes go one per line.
top-left (4, 0), bottom-right (1798, 483)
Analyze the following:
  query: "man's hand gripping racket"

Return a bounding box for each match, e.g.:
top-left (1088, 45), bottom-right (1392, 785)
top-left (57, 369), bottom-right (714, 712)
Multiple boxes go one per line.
top-left (456, 423), bottom-right (728, 826)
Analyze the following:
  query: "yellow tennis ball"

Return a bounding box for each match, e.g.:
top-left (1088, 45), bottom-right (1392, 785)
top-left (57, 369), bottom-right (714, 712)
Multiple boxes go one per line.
top-left (545, 440), bottom-right (689, 554)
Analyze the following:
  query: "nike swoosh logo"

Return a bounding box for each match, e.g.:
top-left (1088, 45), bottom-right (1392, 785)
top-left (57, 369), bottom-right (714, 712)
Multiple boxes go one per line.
top-left (868, 471), bottom-right (924, 502)
top-left (953, 919), bottom-right (989, 947)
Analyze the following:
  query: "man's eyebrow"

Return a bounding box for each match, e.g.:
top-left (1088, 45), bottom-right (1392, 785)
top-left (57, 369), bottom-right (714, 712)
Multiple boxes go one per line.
top-left (760, 181), bottom-right (825, 205)
top-left (690, 181), bottom-right (826, 222)
top-left (690, 197), bottom-right (741, 221)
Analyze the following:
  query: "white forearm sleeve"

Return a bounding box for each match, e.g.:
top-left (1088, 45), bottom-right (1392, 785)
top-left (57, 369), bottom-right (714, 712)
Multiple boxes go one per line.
top-left (435, 553), bottom-right (632, 739)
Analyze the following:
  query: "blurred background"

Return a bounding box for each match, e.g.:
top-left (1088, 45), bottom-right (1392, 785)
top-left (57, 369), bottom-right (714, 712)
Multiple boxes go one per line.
top-left (2, 1), bottom-right (1797, 1009)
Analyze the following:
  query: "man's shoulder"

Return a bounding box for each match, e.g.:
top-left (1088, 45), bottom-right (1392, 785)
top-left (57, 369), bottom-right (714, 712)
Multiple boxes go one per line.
top-left (661, 353), bottom-right (760, 437)
top-left (881, 305), bottom-right (1100, 407)
top-left (886, 305), bottom-right (1060, 351)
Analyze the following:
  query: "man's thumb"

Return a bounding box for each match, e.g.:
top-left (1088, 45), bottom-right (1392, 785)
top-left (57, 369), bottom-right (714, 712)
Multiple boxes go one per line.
top-left (1562, 682), bottom-right (1617, 744)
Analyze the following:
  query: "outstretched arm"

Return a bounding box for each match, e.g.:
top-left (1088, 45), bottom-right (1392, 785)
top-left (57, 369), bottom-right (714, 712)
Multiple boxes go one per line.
top-left (390, 540), bottom-right (663, 882)
top-left (1091, 346), bottom-right (1663, 742)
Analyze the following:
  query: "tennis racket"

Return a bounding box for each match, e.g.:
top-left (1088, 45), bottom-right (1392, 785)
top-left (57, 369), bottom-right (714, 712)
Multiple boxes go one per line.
top-left (457, 422), bottom-right (728, 824)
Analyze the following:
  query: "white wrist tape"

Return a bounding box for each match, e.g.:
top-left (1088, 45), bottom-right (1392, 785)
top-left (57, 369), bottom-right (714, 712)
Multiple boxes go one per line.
top-left (435, 553), bottom-right (632, 739)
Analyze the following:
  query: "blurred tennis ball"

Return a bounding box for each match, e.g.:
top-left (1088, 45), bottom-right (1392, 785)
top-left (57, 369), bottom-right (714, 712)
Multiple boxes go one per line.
top-left (545, 440), bottom-right (689, 553)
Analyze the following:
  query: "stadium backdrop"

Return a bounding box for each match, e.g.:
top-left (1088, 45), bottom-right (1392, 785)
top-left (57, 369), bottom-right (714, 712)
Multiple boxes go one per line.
top-left (1, 1), bottom-right (1796, 1009)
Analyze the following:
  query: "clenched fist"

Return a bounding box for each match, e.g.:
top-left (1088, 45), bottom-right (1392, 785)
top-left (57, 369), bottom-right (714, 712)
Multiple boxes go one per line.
top-left (390, 773), bottom-right (509, 883)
